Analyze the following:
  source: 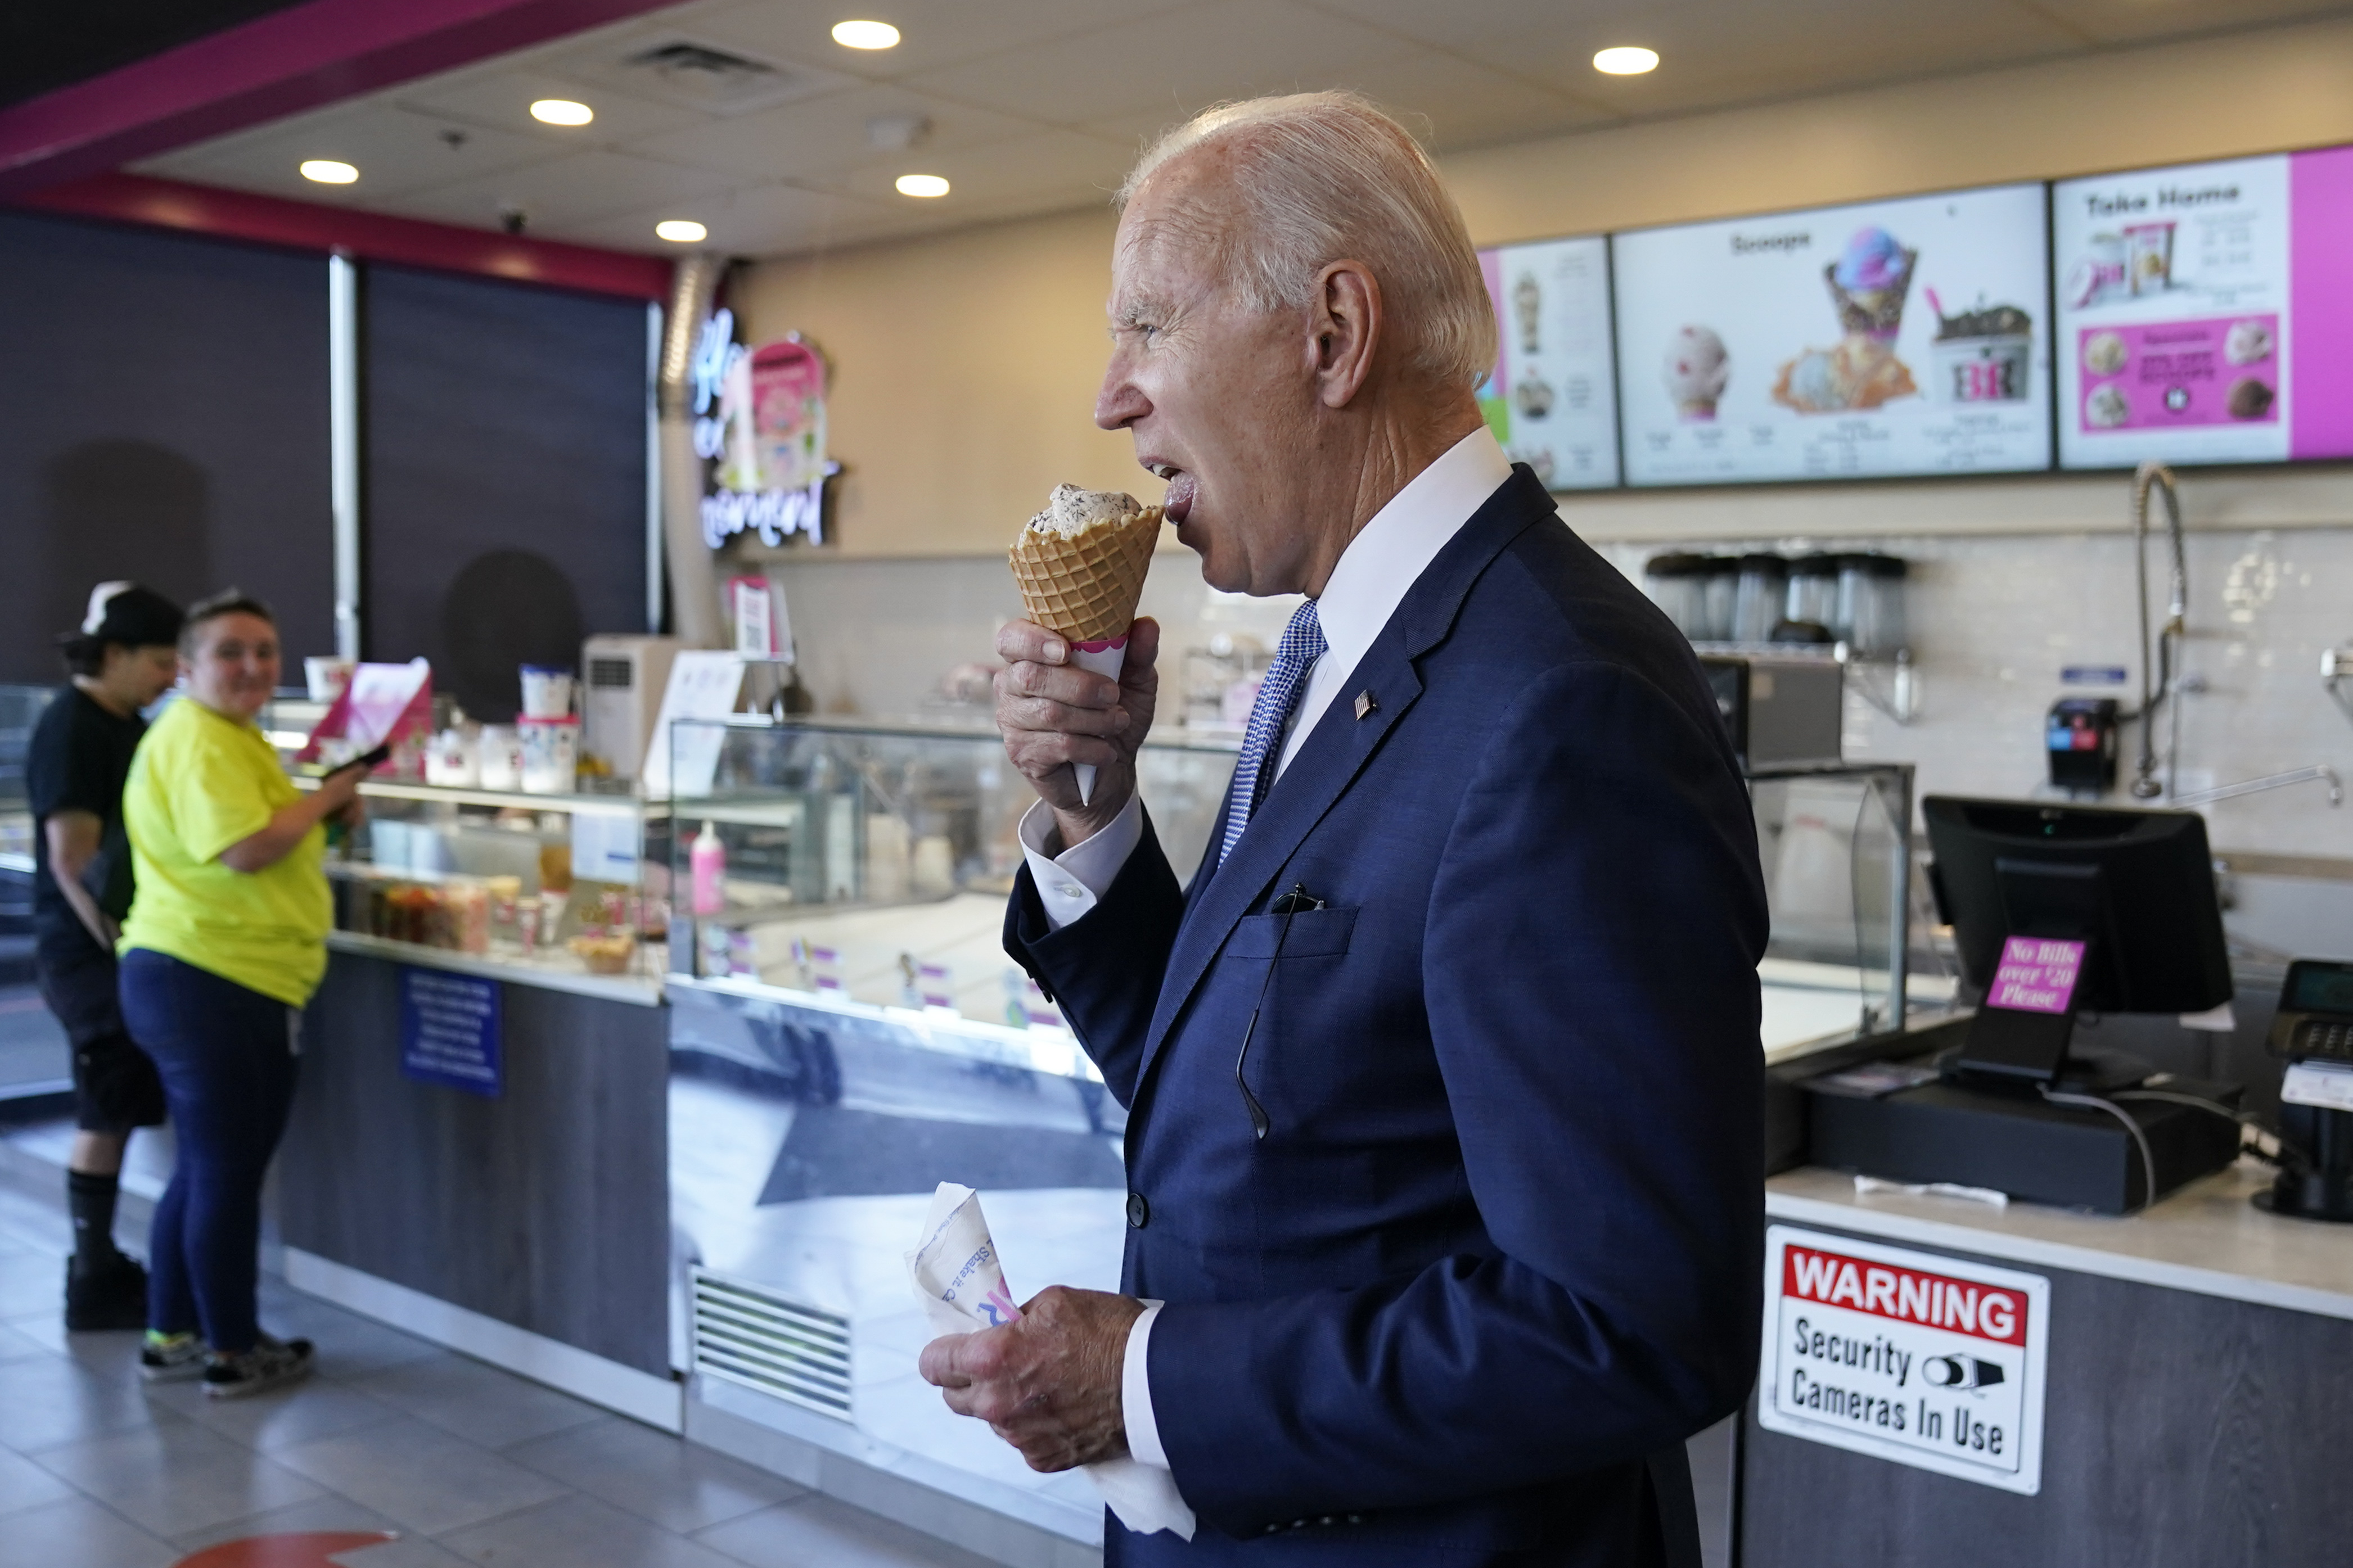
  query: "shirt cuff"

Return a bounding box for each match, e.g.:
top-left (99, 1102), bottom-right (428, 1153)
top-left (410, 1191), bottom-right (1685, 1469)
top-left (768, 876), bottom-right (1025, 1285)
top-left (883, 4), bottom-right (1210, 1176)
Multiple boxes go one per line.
top-left (1017, 794), bottom-right (1143, 932)
top-left (1122, 1299), bottom-right (1169, 1469)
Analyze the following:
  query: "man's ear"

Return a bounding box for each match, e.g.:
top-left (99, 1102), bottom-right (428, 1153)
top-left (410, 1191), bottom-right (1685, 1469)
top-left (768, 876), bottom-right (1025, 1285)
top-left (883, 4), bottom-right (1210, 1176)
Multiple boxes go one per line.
top-left (1310, 260), bottom-right (1382, 409)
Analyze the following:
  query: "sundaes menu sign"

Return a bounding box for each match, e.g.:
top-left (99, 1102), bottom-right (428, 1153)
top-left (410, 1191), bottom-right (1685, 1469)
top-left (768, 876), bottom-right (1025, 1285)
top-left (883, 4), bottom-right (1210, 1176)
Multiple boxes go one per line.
top-left (1612, 183), bottom-right (2052, 485)
top-left (693, 308), bottom-right (840, 549)
top-left (2054, 147), bottom-right (2353, 468)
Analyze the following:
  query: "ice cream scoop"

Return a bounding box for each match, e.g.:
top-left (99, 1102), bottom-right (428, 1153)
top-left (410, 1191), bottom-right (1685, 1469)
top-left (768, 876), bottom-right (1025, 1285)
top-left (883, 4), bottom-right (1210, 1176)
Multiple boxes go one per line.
top-left (1009, 483), bottom-right (1164, 804)
top-left (1663, 326), bottom-right (1730, 419)
top-left (1835, 227), bottom-right (1909, 293)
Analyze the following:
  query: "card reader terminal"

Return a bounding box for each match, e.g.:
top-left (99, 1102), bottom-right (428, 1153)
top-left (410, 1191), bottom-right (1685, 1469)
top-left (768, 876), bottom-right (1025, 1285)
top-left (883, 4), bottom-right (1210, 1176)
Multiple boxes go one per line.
top-left (2270, 960), bottom-right (2353, 1061)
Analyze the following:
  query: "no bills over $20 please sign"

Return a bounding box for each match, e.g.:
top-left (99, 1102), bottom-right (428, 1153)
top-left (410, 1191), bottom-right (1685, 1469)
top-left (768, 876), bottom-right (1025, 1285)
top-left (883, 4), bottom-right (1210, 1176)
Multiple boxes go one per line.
top-left (1757, 1227), bottom-right (2050, 1494)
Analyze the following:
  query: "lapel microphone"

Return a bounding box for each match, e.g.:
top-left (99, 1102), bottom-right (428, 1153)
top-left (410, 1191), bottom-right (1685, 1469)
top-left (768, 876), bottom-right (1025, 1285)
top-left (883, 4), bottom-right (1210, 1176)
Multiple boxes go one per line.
top-left (1236, 882), bottom-right (1323, 1141)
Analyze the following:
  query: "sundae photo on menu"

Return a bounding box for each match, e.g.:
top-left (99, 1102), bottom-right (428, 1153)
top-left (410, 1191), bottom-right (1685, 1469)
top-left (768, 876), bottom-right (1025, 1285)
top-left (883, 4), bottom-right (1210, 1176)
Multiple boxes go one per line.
top-left (1612, 180), bottom-right (2050, 483)
top-left (1771, 227), bottom-right (1920, 414)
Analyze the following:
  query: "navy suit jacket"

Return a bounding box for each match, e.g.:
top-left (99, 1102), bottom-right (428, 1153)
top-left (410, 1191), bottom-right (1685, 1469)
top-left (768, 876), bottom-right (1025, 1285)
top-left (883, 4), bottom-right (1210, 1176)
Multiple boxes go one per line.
top-left (1006, 467), bottom-right (1769, 1565)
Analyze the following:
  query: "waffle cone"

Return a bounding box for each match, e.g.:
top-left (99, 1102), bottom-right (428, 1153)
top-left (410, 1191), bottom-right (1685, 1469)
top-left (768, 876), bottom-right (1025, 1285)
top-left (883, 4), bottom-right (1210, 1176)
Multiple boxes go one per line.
top-left (1008, 504), bottom-right (1163, 644)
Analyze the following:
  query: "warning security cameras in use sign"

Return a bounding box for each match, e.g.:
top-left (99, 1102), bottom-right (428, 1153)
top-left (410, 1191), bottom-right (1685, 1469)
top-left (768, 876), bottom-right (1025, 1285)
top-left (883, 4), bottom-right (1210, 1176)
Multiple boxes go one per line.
top-left (1757, 1226), bottom-right (2051, 1494)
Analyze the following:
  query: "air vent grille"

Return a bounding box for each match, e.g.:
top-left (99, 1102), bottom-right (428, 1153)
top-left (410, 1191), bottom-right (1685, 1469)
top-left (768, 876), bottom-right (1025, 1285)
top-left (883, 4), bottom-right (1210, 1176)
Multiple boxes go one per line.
top-left (621, 41), bottom-right (794, 108)
top-left (691, 1268), bottom-right (853, 1419)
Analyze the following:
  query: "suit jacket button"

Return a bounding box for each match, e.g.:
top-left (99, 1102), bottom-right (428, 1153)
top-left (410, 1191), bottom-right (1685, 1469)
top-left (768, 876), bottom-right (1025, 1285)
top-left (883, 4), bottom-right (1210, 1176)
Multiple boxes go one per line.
top-left (1318, 1516), bottom-right (1335, 1526)
top-left (1125, 1191), bottom-right (1149, 1228)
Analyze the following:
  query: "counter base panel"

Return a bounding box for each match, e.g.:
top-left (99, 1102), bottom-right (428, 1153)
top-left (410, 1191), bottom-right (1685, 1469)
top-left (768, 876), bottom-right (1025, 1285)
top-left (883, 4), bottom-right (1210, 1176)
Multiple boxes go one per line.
top-left (1742, 1217), bottom-right (2353, 1567)
top-left (283, 950), bottom-right (671, 1376)
top-left (687, 1376), bottom-right (1103, 1568)
top-left (286, 1245), bottom-right (683, 1431)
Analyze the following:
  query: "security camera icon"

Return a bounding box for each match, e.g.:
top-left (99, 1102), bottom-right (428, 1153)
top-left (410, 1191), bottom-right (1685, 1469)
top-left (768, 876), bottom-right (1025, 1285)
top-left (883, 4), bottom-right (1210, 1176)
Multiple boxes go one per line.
top-left (1922, 1355), bottom-right (2004, 1390)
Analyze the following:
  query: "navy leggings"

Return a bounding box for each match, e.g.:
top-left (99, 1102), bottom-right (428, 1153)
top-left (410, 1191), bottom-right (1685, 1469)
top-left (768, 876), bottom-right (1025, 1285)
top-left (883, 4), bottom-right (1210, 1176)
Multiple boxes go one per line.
top-left (119, 948), bottom-right (300, 1353)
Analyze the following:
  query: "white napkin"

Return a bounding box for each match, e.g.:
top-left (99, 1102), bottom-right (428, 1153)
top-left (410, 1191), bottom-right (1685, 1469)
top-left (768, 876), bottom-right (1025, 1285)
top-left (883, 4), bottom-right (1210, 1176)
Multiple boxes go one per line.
top-left (905, 1182), bottom-right (1196, 1538)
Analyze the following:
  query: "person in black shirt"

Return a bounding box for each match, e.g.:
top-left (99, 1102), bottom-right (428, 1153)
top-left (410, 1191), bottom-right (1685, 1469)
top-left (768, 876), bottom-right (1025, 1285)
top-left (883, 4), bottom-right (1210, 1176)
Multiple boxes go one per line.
top-left (29, 582), bottom-right (183, 1330)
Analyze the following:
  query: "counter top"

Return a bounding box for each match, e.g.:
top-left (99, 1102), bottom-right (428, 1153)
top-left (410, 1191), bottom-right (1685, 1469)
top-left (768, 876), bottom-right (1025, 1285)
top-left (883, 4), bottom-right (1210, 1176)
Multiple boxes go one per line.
top-left (325, 931), bottom-right (666, 1007)
top-left (1767, 1162), bottom-right (2353, 1322)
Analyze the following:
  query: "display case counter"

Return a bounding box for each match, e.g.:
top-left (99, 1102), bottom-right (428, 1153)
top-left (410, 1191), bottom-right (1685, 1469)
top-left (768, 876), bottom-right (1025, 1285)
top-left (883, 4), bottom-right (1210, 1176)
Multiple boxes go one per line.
top-left (279, 775), bottom-right (677, 1429)
top-left (305, 775), bottom-right (671, 987)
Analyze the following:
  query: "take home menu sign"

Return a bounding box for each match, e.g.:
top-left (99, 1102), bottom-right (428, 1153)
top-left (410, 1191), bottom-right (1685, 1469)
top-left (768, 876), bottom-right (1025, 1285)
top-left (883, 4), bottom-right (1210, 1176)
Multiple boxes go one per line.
top-left (1759, 1226), bottom-right (2050, 1494)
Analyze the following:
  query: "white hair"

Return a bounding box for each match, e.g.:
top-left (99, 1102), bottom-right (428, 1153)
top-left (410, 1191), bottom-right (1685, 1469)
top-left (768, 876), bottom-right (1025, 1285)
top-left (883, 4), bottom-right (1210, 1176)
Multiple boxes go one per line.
top-left (1117, 91), bottom-right (1497, 391)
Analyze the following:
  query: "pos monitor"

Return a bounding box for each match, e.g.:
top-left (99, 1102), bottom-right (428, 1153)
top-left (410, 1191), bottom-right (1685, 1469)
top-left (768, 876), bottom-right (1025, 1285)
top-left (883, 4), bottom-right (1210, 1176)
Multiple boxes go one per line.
top-left (1922, 796), bottom-right (2232, 1088)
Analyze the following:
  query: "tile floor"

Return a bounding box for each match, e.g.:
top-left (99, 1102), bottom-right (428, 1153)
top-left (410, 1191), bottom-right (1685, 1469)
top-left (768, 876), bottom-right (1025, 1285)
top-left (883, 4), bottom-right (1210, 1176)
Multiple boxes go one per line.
top-left (0, 1181), bottom-right (1002, 1568)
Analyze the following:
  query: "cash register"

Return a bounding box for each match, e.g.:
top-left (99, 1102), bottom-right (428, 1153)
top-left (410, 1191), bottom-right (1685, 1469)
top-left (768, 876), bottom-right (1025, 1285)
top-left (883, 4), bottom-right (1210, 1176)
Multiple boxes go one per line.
top-left (1806, 796), bottom-right (2244, 1213)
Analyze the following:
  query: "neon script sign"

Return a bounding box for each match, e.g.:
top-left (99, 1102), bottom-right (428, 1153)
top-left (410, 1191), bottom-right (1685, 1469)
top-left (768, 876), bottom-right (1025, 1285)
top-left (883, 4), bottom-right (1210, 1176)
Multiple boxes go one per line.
top-left (692, 309), bottom-right (837, 548)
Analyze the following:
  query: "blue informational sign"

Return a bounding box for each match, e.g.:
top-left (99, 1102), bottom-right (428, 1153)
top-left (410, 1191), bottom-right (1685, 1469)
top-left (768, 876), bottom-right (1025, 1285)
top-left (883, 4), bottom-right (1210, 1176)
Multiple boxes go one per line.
top-left (398, 966), bottom-right (502, 1097)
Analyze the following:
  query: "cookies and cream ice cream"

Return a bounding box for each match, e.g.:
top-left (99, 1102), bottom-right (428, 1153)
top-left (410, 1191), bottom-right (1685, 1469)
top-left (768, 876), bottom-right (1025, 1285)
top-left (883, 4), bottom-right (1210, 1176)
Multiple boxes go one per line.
top-left (1009, 483), bottom-right (1164, 803)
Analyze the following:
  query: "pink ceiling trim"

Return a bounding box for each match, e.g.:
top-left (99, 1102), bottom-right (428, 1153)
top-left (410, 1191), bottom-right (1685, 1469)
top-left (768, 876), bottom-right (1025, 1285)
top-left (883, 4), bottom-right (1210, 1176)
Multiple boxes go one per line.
top-left (0, 0), bottom-right (687, 197)
top-left (20, 171), bottom-right (672, 300)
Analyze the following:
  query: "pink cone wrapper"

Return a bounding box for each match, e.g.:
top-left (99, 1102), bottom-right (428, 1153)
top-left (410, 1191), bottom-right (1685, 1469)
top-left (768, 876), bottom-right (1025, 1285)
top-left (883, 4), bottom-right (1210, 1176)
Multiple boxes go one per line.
top-left (1067, 636), bottom-right (1129, 806)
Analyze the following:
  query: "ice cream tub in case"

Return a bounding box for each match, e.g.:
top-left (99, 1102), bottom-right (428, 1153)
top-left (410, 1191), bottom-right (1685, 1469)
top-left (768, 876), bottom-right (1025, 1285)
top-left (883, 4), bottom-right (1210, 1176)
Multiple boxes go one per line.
top-left (1932, 302), bottom-right (2032, 404)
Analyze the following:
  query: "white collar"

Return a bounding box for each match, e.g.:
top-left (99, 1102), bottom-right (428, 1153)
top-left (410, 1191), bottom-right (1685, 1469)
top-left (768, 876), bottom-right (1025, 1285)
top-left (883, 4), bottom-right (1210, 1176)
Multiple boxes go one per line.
top-left (1312, 425), bottom-right (1516, 676)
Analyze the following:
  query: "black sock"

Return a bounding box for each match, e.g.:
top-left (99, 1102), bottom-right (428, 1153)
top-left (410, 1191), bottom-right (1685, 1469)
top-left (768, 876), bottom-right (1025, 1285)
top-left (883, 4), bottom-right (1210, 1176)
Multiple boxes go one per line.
top-left (66, 1170), bottom-right (121, 1262)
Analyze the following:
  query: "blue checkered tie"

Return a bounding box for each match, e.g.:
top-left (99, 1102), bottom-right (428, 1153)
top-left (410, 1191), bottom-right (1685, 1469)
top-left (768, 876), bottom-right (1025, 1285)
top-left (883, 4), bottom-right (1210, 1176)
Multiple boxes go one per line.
top-left (1217, 600), bottom-right (1326, 868)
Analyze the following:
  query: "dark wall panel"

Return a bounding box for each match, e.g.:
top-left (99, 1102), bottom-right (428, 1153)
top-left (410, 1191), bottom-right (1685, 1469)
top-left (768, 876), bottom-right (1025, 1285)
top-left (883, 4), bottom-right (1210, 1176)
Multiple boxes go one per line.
top-left (363, 266), bottom-right (646, 721)
top-left (0, 212), bottom-right (332, 680)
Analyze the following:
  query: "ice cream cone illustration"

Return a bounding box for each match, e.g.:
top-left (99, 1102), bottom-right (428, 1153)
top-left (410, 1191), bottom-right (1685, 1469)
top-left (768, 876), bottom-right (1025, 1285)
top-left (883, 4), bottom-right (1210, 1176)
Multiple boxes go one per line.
top-left (1009, 484), bottom-right (1164, 803)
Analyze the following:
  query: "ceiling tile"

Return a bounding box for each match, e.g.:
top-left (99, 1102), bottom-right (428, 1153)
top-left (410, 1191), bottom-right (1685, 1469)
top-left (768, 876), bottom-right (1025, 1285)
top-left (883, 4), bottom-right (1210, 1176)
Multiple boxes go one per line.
top-left (684, 0), bottom-right (1193, 82)
top-left (394, 65), bottom-right (713, 145)
top-left (128, 101), bottom-right (562, 203)
top-left (621, 83), bottom-right (1041, 184)
top-left (528, 19), bottom-right (864, 117)
top-left (900, 0), bottom-right (1425, 127)
top-left (1434, 0), bottom-right (2088, 119)
top-left (368, 148), bottom-right (736, 232)
top-left (562, 180), bottom-right (936, 255)
top-left (2020, 0), bottom-right (2350, 44)
top-left (808, 128), bottom-right (1135, 209)
top-left (1309, 51), bottom-right (1619, 151)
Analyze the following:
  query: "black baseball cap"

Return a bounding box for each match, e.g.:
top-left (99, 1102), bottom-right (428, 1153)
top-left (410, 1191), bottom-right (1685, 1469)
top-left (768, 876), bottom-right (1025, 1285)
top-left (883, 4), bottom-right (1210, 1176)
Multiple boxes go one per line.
top-left (67, 582), bottom-right (184, 649)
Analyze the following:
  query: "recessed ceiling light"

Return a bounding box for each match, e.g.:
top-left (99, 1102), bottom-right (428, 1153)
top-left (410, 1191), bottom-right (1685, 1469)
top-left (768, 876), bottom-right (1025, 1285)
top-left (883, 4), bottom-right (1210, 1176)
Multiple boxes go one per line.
top-left (656, 219), bottom-right (709, 243)
top-left (530, 98), bottom-right (594, 126)
top-left (1592, 46), bottom-right (1660, 75)
top-left (300, 160), bottom-right (358, 184)
top-left (832, 19), bottom-right (901, 49)
top-left (895, 173), bottom-right (949, 198)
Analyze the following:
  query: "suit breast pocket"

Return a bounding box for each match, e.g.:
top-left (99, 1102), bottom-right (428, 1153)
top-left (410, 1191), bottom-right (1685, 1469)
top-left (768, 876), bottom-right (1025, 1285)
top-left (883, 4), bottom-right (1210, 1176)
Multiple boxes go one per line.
top-left (1225, 905), bottom-right (1358, 961)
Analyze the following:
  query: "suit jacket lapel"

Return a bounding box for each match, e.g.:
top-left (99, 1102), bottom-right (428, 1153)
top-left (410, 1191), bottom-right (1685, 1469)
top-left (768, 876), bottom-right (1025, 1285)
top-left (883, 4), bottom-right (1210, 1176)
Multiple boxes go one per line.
top-left (1133, 465), bottom-right (1560, 1093)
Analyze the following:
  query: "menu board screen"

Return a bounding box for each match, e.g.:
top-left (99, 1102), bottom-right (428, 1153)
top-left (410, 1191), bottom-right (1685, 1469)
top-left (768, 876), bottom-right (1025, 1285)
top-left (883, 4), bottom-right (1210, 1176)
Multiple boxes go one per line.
top-left (1613, 184), bottom-right (2052, 485)
top-left (2054, 147), bottom-right (2353, 467)
top-left (1476, 235), bottom-right (1619, 490)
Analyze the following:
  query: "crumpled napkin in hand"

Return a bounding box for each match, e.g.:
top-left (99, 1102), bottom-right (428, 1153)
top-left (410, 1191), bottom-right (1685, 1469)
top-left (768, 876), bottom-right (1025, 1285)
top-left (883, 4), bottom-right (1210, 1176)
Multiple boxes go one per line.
top-left (905, 1182), bottom-right (1195, 1538)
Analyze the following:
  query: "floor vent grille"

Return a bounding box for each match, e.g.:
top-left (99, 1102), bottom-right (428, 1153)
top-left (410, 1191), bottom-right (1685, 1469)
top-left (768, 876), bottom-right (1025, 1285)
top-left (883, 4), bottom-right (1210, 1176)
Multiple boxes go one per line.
top-left (691, 1268), bottom-right (852, 1420)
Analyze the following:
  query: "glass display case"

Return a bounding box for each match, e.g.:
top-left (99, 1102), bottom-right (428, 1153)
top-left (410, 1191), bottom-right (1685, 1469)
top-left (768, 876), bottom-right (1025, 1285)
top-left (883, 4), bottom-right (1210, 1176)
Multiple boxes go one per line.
top-left (661, 717), bottom-right (1234, 1541)
top-left (262, 695), bottom-right (670, 986)
top-left (660, 721), bottom-right (1917, 1540)
top-left (1749, 761), bottom-right (1918, 1063)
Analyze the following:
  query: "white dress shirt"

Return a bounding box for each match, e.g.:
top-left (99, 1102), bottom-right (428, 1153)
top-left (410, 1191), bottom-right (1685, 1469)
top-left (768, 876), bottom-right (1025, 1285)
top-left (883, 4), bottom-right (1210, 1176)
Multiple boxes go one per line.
top-left (1015, 424), bottom-right (1521, 1483)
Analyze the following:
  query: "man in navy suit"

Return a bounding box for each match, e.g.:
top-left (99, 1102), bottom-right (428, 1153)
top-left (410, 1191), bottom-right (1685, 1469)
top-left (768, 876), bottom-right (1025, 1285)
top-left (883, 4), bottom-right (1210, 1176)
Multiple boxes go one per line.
top-left (920, 91), bottom-right (1768, 1565)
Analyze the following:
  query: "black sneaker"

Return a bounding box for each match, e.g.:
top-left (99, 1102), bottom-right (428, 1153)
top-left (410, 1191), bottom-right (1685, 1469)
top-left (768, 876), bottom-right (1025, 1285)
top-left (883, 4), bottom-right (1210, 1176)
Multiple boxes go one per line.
top-left (203, 1334), bottom-right (315, 1399)
top-left (64, 1253), bottom-right (149, 1332)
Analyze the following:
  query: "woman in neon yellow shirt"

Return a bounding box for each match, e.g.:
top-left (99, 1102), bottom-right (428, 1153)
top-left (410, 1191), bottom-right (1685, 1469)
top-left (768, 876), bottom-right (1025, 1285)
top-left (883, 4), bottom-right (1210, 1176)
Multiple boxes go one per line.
top-left (119, 591), bottom-right (362, 1400)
